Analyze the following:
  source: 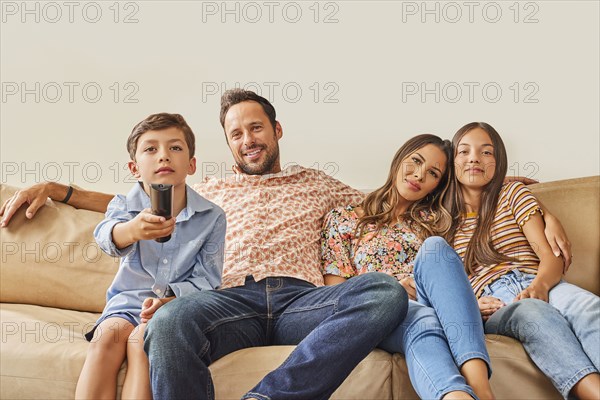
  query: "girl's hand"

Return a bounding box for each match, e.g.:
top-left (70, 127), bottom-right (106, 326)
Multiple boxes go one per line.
top-left (515, 280), bottom-right (551, 302)
top-left (478, 296), bottom-right (505, 321)
top-left (399, 276), bottom-right (417, 300)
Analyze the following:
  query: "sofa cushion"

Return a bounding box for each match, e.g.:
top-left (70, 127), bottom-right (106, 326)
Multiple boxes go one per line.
top-left (0, 184), bottom-right (118, 313)
top-left (0, 303), bottom-right (126, 399)
top-left (209, 346), bottom-right (394, 399)
top-left (529, 176), bottom-right (600, 296)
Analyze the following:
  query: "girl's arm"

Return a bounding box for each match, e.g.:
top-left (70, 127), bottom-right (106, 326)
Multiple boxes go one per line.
top-left (516, 211), bottom-right (564, 302)
top-left (537, 199), bottom-right (572, 270)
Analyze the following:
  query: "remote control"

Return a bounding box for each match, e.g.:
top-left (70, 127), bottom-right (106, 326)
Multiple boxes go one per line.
top-left (149, 183), bottom-right (173, 243)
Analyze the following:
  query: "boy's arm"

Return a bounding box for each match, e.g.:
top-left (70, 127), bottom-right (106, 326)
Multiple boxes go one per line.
top-left (1, 182), bottom-right (114, 227)
top-left (168, 212), bottom-right (227, 297)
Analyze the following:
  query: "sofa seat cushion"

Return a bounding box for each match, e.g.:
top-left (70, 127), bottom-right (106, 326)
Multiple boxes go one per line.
top-left (485, 334), bottom-right (561, 399)
top-left (209, 346), bottom-right (394, 399)
top-left (0, 303), bottom-right (126, 399)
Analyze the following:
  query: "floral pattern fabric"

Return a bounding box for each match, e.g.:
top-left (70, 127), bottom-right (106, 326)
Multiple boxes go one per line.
top-left (321, 205), bottom-right (423, 282)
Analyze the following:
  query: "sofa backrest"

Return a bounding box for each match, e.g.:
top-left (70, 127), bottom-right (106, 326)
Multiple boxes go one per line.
top-left (1, 184), bottom-right (119, 312)
top-left (529, 176), bottom-right (599, 296)
top-left (1, 177), bottom-right (598, 312)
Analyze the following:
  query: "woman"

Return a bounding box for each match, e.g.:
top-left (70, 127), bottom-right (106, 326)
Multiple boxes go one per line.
top-left (445, 122), bottom-right (600, 399)
top-left (321, 134), bottom-right (494, 400)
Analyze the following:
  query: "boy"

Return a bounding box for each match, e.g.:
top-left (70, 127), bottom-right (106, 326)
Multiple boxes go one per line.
top-left (76, 113), bottom-right (226, 399)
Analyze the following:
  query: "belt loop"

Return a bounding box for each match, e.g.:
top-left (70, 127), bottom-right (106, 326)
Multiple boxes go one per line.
top-left (512, 269), bottom-right (523, 278)
top-left (482, 285), bottom-right (491, 296)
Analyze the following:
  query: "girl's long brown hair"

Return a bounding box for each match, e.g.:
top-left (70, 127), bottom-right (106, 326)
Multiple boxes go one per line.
top-left (356, 134), bottom-right (453, 241)
top-left (444, 122), bottom-right (514, 274)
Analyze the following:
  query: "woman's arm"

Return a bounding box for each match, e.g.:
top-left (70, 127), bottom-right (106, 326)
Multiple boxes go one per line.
top-left (516, 211), bottom-right (564, 302)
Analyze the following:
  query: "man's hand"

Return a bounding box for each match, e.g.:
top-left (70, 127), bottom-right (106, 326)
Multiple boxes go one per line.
top-left (0, 182), bottom-right (52, 227)
top-left (399, 276), bottom-right (417, 300)
top-left (140, 296), bottom-right (174, 323)
top-left (514, 281), bottom-right (550, 303)
top-left (543, 214), bottom-right (572, 271)
top-left (478, 296), bottom-right (505, 321)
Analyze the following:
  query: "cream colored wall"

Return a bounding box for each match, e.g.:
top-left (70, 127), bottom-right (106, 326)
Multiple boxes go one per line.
top-left (1, 1), bottom-right (598, 194)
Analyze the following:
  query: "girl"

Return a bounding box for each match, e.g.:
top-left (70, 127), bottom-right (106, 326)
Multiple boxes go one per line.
top-left (446, 122), bottom-right (600, 399)
top-left (322, 134), bottom-right (494, 400)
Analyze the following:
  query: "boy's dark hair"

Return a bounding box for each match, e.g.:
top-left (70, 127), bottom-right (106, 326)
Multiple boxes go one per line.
top-left (219, 89), bottom-right (277, 132)
top-left (127, 113), bottom-right (195, 160)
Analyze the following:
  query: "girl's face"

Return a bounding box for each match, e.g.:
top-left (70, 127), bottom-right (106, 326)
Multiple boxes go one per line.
top-left (454, 128), bottom-right (496, 189)
top-left (395, 144), bottom-right (447, 203)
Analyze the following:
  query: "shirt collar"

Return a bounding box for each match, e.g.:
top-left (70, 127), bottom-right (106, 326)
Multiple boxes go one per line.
top-left (125, 182), bottom-right (213, 218)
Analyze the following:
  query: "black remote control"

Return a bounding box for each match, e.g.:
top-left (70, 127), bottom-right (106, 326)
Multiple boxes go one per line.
top-left (149, 183), bottom-right (173, 243)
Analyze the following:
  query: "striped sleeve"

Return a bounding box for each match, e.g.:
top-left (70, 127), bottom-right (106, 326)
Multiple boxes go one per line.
top-left (504, 182), bottom-right (542, 228)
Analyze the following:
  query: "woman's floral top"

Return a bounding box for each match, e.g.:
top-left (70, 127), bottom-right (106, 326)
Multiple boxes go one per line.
top-left (321, 205), bottom-right (424, 282)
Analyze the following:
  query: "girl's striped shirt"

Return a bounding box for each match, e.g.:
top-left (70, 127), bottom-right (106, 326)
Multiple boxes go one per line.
top-left (453, 182), bottom-right (542, 297)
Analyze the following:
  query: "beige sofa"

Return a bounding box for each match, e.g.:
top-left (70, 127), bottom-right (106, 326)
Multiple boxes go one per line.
top-left (1, 176), bottom-right (598, 399)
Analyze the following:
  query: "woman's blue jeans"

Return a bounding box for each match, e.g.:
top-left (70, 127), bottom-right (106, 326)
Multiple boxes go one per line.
top-left (144, 272), bottom-right (407, 400)
top-left (483, 269), bottom-right (600, 398)
top-left (379, 236), bottom-right (491, 400)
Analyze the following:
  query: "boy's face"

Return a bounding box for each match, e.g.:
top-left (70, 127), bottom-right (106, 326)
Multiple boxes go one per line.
top-left (128, 127), bottom-right (196, 189)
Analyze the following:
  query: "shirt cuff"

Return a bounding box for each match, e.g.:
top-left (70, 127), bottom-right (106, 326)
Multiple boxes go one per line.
top-left (96, 219), bottom-right (135, 258)
top-left (169, 277), bottom-right (212, 297)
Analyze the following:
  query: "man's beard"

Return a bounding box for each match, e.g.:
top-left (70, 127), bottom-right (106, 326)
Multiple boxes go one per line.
top-left (237, 144), bottom-right (280, 175)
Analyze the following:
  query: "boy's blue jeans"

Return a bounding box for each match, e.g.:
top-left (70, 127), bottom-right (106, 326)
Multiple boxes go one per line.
top-left (484, 270), bottom-right (600, 398)
top-left (379, 237), bottom-right (491, 400)
top-left (144, 272), bottom-right (407, 400)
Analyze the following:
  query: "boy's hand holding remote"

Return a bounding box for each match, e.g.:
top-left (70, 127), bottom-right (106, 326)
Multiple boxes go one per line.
top-left (112, 208), bottom-right (175, 249)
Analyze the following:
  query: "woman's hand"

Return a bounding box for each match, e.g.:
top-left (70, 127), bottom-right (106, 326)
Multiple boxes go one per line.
top-left (478, 296), bottom-right (505, 321)
top-left (399, 276), bottom-right (417, 300)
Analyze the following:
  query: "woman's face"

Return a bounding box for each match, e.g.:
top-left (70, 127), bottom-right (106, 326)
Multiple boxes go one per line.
top-left (454, 127), bottom-right (496, 189)
top-left (395, 144), bottom-right (447, 203)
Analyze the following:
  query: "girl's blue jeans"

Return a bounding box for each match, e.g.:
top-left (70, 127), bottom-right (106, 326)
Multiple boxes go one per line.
top-left (484, 269), bottom-right (600, 398)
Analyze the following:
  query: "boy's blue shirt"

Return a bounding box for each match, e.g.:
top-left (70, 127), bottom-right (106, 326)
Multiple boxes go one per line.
top-left (93, 182), bottom-right (226, 326)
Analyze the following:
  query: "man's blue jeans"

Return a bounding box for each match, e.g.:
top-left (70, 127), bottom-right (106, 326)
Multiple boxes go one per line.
top-left (484, 270), bottom-right (600, 398)
top-left (379, 236), bottom-right (491, 400)
top-left (144, 272), bottom-right (407, 400)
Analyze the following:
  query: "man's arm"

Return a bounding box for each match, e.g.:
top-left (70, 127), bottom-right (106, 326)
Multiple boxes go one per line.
top-left (0, 182), bottom-right (114, 227)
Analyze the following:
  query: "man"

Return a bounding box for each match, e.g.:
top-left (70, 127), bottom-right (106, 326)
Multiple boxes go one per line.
top-left (1, 89), bottom-right (408, 399)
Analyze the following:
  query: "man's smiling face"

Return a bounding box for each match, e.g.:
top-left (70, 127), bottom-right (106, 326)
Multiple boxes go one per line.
top-left (224, 100), bottom-right (283, 175)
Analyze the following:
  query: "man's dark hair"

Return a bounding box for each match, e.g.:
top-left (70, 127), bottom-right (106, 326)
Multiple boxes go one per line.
top-left (219, 89), bottom-right (277, 131)
top-left (127, 113), bottom-right (195, 160)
